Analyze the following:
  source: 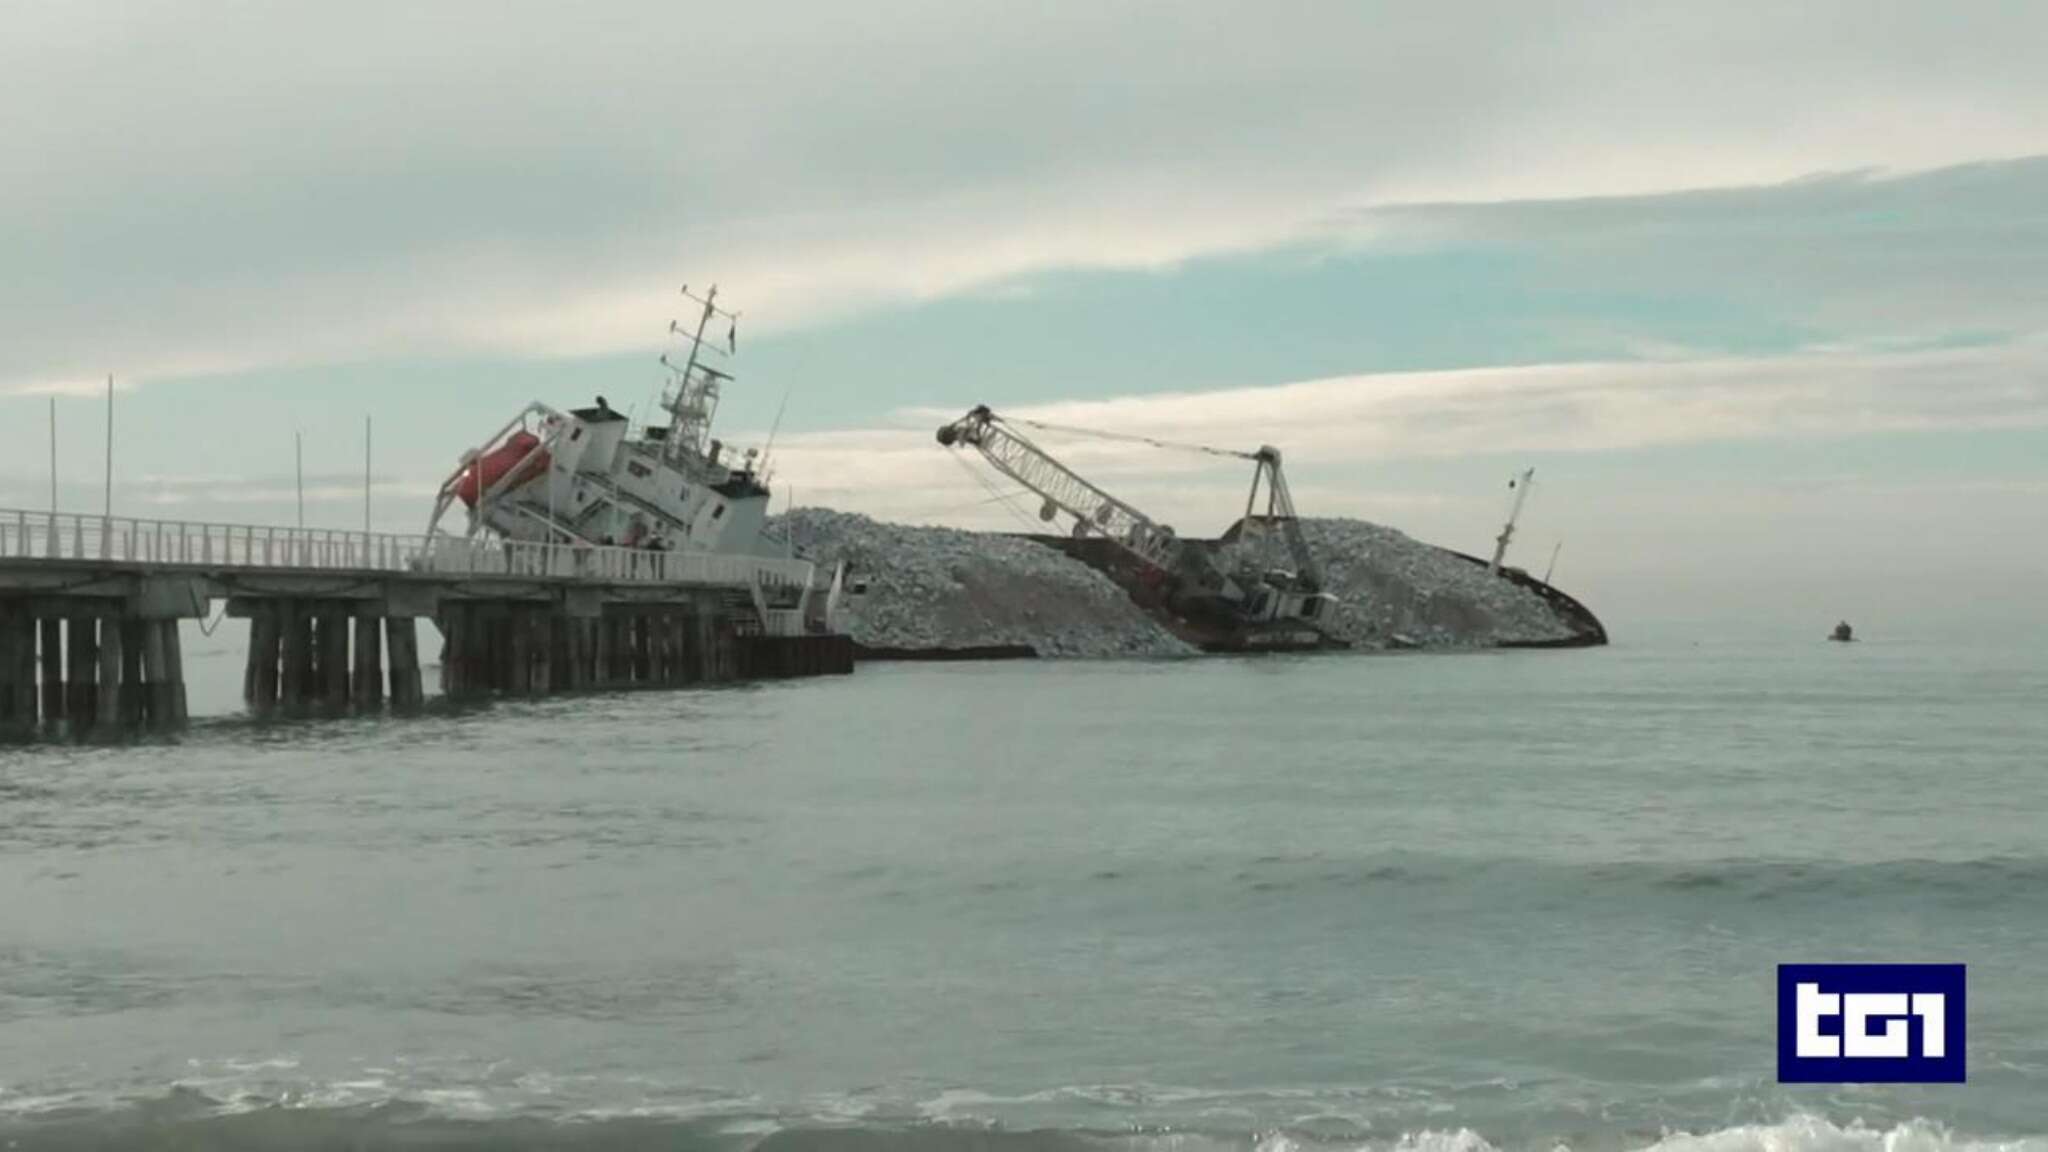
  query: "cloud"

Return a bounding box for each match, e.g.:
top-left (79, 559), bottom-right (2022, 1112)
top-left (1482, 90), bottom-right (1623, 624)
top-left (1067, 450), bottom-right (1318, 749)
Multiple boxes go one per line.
top-left (761, 338), bottom-right (2048, 531)
top-left (7, 1), bottom-right (2048, 391)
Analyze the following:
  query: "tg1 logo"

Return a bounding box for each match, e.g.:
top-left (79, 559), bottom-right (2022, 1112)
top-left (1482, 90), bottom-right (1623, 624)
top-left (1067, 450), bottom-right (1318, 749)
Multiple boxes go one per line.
top-left (1777, 963), bottom-right (1965, 1083)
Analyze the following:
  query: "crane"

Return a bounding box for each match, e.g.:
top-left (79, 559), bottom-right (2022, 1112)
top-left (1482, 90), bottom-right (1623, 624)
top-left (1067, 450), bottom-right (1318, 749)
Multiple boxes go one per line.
top-left (936, 405), bottom-right (1334, 632)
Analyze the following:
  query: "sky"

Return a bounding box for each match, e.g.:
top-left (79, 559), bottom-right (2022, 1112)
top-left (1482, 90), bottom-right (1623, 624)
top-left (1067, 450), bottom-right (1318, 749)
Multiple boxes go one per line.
top-left (4, 1), bottom-right (2046, 627)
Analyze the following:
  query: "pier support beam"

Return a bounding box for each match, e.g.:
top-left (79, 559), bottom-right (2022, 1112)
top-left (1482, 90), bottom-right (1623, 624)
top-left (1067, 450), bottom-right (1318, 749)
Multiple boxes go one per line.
top-left (39, 617), bottom-right (64, 728)
top-left (246, 604), bottom-right (280, 716)
top-left (162, 620), bottom-right (188, 729)
top-left (315, 608), bottom-right (350, 714)
top-left (140, 618), bottom-right (170, 730)
top-left (14, 611), bottom-right (37, 732)
top-left (632, 613), bottom-right (652, 683)
top-left (353, 614), bottom-right (383, 712)
top-left (94, 617), bottom-right (125, 739)
top-left (695, 612), bottom-right (717, 683)
top-left (386, 617), bottom-right (423, 711)
top-left (118, 621), bottom-right (144, 729)
top-left (532, 612), bottom-right (557, 696)
top-left (559, 616), bottom-right (584, 692)
top-left (280, 602), bottom-right (312, 716)
top-left (508, 607), bottom-right (533, 696)
top-left (0, 608), bottom-right (26, 740)
top-left (66, 616), bottom-right (97, 731)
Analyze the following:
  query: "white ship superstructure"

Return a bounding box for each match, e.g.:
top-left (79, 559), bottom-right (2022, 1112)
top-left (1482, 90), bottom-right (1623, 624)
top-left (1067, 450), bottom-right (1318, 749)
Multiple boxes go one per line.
top-left (425, 286), bottom-right (845, 637)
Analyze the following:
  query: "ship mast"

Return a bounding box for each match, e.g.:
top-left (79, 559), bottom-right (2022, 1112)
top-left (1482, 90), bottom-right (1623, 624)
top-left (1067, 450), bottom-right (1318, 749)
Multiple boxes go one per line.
top-left (659, 284), bottom-right (741, 470)
top-left (1489, 467), bottom-right (1535, 575)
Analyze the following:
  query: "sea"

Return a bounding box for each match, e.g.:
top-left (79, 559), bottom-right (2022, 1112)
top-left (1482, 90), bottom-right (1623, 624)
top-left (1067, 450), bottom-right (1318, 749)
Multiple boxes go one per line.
top-left (2, 616), bottom-right (2046, 1151)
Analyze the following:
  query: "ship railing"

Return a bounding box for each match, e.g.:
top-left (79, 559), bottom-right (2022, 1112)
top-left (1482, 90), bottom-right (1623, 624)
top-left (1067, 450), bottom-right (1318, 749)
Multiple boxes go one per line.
top-left (0, 508), bottom-right (815, 591)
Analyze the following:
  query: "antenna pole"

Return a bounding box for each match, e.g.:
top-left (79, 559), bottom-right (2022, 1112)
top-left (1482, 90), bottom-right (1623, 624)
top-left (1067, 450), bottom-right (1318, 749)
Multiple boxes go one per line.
top-left (102, 374), bottom-right (114, 518)
top-left (1542, 540), bottom-right (1563, 586)
top-left (296, 431), bottom-right (305, 529)
top-left (49, 397), bottom-right (57, 517)
top-left (363, 415), bottom-right (372, 534)
top-left (760, 386), bottom-right (790, 476)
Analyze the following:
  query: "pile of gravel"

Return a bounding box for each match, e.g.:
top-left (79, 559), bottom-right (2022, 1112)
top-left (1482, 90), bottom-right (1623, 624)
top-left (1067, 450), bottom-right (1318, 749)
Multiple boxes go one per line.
top-left (775, 509), bottom-right (1582, 656)
top-left (1277, 518), bottom-right (1579, 648)
top-left (774, 508), bottom-right (1196, 658)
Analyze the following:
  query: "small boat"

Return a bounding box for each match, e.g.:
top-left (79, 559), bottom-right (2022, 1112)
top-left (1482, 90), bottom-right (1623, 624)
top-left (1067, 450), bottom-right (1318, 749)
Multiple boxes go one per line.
top-left (1829, 621), bottom-right (1855, 643)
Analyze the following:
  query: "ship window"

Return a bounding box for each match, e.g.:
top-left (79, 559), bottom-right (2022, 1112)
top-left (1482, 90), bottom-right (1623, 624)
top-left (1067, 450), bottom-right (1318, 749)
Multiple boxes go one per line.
top-left (570, 427), bottom-right (583, 441)
top-left (711, 504), bottom-right (725, 520)
top-left (627, 461), bottom-right (652, 479)
top-left (679, 486), bottom-right (689, 501)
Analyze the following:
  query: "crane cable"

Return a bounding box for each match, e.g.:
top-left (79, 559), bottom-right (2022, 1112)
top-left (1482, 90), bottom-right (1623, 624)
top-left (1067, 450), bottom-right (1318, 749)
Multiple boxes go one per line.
top-left (1000, 415), bottom-right (1256, 462)
top-left (945, 448), bottom-right (1041, 533)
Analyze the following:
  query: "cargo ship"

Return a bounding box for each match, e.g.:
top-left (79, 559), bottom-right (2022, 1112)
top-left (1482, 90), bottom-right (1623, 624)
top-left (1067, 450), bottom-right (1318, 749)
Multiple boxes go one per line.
top-left (423, 286), bottom-right (849, 639)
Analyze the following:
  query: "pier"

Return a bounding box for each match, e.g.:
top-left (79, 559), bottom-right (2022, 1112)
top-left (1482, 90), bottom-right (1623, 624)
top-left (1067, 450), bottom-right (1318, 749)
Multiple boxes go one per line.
top-left (0, 508), bottom-right (852, 741)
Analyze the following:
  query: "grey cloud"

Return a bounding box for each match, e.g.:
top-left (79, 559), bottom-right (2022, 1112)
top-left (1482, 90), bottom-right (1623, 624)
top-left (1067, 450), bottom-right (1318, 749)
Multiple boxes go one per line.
top-left (7, 1), bottom-right (2048, 390)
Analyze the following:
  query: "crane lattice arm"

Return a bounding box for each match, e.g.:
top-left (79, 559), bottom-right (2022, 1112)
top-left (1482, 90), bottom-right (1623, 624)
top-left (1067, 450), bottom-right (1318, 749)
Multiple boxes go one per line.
top-left (936, 406), bottom-right (1185, 573)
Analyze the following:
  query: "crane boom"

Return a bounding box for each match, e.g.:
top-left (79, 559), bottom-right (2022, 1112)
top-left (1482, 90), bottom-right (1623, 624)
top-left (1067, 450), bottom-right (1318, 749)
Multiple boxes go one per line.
top-left (937, 405), bottom-right (1190, 574)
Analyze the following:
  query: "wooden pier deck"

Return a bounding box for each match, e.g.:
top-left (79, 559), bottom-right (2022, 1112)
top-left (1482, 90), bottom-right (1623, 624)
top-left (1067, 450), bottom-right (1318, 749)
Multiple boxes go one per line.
top-left (0, 509), bottom-right (852, 741)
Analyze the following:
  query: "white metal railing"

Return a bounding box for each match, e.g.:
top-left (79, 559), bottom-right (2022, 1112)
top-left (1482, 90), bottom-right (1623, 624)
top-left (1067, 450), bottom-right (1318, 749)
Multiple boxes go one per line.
top-left (0, 507), bottom-right (816, 592)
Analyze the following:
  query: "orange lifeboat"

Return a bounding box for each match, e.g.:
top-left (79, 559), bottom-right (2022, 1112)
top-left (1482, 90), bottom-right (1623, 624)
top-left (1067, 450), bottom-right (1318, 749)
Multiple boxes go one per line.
top-left (456, 431), bottom-right (550, 507)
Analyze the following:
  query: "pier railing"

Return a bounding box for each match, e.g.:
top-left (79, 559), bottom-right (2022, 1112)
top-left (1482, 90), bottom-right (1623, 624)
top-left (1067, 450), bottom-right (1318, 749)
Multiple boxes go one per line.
top-left (0, 508), bottom-right (814, 591)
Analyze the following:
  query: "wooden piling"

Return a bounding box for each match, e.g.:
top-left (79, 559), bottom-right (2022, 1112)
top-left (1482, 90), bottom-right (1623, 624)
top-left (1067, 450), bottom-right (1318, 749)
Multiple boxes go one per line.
top-left (386, 616), bottom-right (423, 711)
top-left (647, 611), bottom-right (669, 685)
top-left (39, 616), bottom-right (64, 727)
top-left (280, 602), bottom-right (312, 715)
top-left (436, 607), bottom-right (460, 698)
top-left (314, 609), bottom-right (350, 714)
top-left (119, 621), bottom-right (145, 729)
top-left (562, 617), bottom-right (585, 692)
top-left (325, 611), bottom-right (351, 713)
top-left (95, 615), bottom-right (125, 738)
top-left (680, 610), bottom-right (700, 683)
top-left (242, 608), bottom-right (260, 705)
top-left (463, 606), bottom-right (484, 697)
top-left (66, 616), bottom-right (97, 731)
top-left (532, 611), bottom-right (556, 696)
top-left (601, 614), bottom-right (618, 686)
top-left (0, 608), bottom-right (20, 739)
top-left (162, 619), bottom-right (188, 728)
top-left (247, 605), bottom-right (281, 716)
top-left (695, 612), bottom-right (717, 683)
top-left (353, 614), bottom-right (383, 712)
top-left (480, 608), bottom-right (503, 694)
top-left (674, 608), bottom-right (696, 685)
top-left (508, 607), bottom-right (533, 696)
top-left (308, 607), bottom-right (329, 706)
top-left (141, 619), bottom-right (170, 730)
top-left (13, 612), bottom-right (36, 730)
top-left (594, 614), bottom-right (613, 686)
top-left (471, 607), bottom-right (495, 694)
top-left (445, 605), bottom-right (472, 700)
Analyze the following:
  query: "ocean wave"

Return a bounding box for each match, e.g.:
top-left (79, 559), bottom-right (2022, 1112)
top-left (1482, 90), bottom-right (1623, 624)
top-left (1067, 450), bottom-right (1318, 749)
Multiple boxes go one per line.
top-left (0, 1087), bottom-right (2040, 1152)
top-left (1192, 852), bottom-right (2048, 909)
